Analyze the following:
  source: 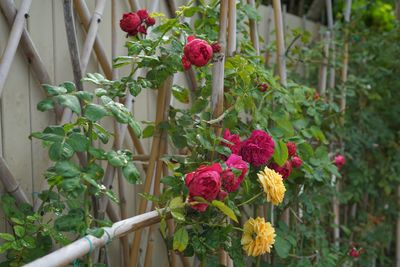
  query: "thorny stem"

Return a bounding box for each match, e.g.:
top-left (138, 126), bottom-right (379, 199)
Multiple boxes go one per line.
top-left (238, 191), bottom-right (263, 207)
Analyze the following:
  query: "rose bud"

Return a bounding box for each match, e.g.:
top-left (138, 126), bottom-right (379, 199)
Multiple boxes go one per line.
top-left (137, 9), bottom-right (149, 20)
top-left (258, 83), bottom-right (269, 92)
top-left (145, 16), bottom-right (156, 26)
top-left (269, 161), bottom-right (292, 180)
top-left (334, 154), bottom-right (345, 169)
top-left (181, 55), bottom-right (191, 70)
top-left (120, 13), bottom-right (141, 36)
top-left (137, 25), bottom-right (147, 34)
top-left (211, 43), bottom-right (222, 53)
top-left (286, 142), bottom-right (296, 157)
top-left (291, 156), bottom-right (302, 168)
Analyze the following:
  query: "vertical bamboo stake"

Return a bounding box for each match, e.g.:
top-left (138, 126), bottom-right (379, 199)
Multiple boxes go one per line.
top-left (326, 0), bottom-right (336, 103)
top-left (128, 77), bottom-right (173, 267)
top-left (272, 0), bottom-right (287, 87)
top-left (127, 0), bottom-right (141, 11)
top-left (0, 0), bottom-right (32, 96)
top-left (318, 31), bottom-right (330, 97)
top-left (264, 7), bottom-right (272, 67)
top-left (247, 0), bottom-right (259, 55)
top-left (227, 0), bottom-right (236, 57)
top-left (79, 0), bottom-right (107, 75)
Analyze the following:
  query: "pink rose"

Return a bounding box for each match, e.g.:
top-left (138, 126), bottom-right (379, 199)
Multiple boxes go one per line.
top-left (221, 155), bottom-right (248, 192)
top-left (334, 154), bottom-right (345, 169)
top-left (222, 129), bottom-right (241, 155)
top-left (185, 163), bottom-right (222, 212)
top-left (291, 156), bottom-right (303, 168)
top-left (120, 13), bottom-right (141, 35)
top-left (240, 130), bottom-right (275, 167)
top-left (269, 161), bottom-right (292, 179)
top-left (286, 142), bottom-right (297, 157)
top-left (349, 247), bottom-right (360, 258)
top-left (183, 36), bottom-right (213, 67)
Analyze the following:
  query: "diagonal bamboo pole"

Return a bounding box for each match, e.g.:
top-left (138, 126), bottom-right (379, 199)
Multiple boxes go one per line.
top-left (73, 0), bottom-right (112, 80)
top-left (247, 0), bottom-right (260, 55)
top-left (0, 0), bottom-right (32, 96)
top-left (78, 0), bottom-right (107, 75)
top-left (128, 76), bottom-right (173, 267)
top-left (0, 156), bottom-right (30, 205)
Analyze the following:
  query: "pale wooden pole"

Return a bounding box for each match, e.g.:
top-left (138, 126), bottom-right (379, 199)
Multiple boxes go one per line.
top-left (0, 0), bottom-right (32, 96)
top-left (318, 31), bottom-right (330, 97)
top-left (264, 7), bottom-right (272, 67)
top-left (128, 77), bottom-right (173, 267)
top-left (78, 0), bottom-right (107, 75)
top-left (73, 0), bottom-right (113, 80)
top-left (272, 0), bottom-right (287, 86)
top-left (127, 0), bottom-right (141, 11)
top-left (247, 0), bottom-right (260, 55)
top-left (326, 0), bottom-right (336, 102)
top-left (0, 156), bottom-right (30, 205)
top-left (25, 210), bottom-right (167, 267)
top-left (227, 0), bottom-right (236, 57)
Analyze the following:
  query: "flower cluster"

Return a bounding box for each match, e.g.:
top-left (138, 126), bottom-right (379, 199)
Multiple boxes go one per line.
top-left (120, 9), bottom-right (155, 36)
top-left (182, 36), bottom-right (221, 70)
top-left (185, 155), bottom-right (248, 212)
top-left (268, 141), bottom-right (302, 179)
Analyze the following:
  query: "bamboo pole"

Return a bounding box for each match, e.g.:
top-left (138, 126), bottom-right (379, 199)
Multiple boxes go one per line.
top-left (247, 0), bottom-right (259, 55)
top-left (227, 0), bottom-right (236, 57)
top-left (73, 0), bottom-right (112, 80)
top-left (326, 0), bottom-right (336, 102)
top-left (211, 0), bottom-right (228, 121)
top-left (0, 156), bottom-right (30, 205)
top-left (144, 81), bottom-right (174, 267)
top-left (272, 0), bottom-right (287, 87)
top-left (318, 31), bottom-right (330, 97)
top-left (128, 77), bottom-right (173, 267)
top-left (127, 0), bottom-right (141, 11)
top-left (78, 0), bottom-right (107, 75)
top-left (25, 210), bottom-right (168, 267)
top-left (264, 7), bottom-right (272, 67)
top-left (0, 0), bottom-right (32, 96)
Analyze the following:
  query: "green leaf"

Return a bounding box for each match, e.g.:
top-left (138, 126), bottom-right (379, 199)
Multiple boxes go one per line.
top-left (86, 228), bottom-right (105, 238)
top-left (172, 85), bottom-right (190, 104)
top-left (0, 233), bottom-right (15, 242)
top-left (211, 200), bottom-right (238, 223)
top-left (13, 225), bottom-right (25, 238)
top-left (122, 162), bottom-right (141, 184)
top-left (273, 140), bottom-right (289, 166)
top-left (54, 161), bottom-right (81, 178)
top-left (56, 94), bottom-right (81, 114)
top-left (107, 151), bottom-right (129, 167)
top-left (37, 98), bottom-right (54, 112)
top-left (49, 142), bottom-right (74, 161)
top-left (67, 133), bottom-right (89, 152)
top-left (75, 91), bottom-right (93, 102)
top-left (142, 125), bottom-right (154, 138)
top-left (170, 197), bottom-right (185, 222)
top-left (274, 235), bottom-right (291, 258)
top-left (60, 81), bottom-right (76, 93)
top-left (84, 104), bottom-right (109, 121)
top-left (173, 227), bottom-right (189, 252)
top-left (128, 119), bottom-right (141, 137)
top-left (42, 84), bottom-right (67, 96)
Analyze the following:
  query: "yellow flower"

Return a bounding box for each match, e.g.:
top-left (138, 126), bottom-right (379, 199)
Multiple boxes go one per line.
top-left (241, 217), bottom-right (276, 257)
top-left (257, 166), bottom-right (286, 205)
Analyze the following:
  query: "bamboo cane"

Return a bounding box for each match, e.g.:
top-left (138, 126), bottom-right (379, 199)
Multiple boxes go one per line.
top-left (247, 0), bottom-right (259, 55)
top-left (128, 77), bottom-right (173, 267)
top-left (78, 0), bottom-right (107, 75)
top-left (25, 209), bottom-right (169, 267)
top-left (144, 85), bottom-right (173, 267)
top-left (318, 31), bottom-right (330, 97)
top-left (211, 0), bottom-right (228, 120)
top-left (326, 0), bottom-right (336, 103)
top-left (227, 0), bottom-right (236, 57)
top-left (73, 0), bottom-right (112, 80)
top-left (0, 0), bottom-right (32, 96)
top-left (0, 156), bottom-right (30, 205)
top-left (127, 0), bottom-right (141, 11)
top-left (272, 0), bottom-right (287, 87)
top-left (264, 7), bottom-right (272, 67)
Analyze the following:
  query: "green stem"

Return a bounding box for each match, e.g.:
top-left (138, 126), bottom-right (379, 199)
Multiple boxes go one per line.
top-left (238, 192), bottom-right (263, 207)
top-left (85, 121), bottom-right (93, 267)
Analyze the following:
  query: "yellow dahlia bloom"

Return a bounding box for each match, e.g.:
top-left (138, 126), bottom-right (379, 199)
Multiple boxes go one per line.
top-left (241, 217), bottom-right (276, 256)
top-left (257, 166), bottom-right (286, 205)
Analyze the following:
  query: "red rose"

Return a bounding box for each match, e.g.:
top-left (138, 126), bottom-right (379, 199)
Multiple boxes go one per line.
top-left (221, 154), bottom-right (248, 192)
top-left (258, 83), bottom-right (269, 92)
top-left (286, 142), bottom-right (296, 157)
top-left (240, 130), bottom-right (275, 167)
top-left (120, 13), bottom-right (141, 35)
top-left (314, 92), bottom-right (320, 100)
top-left (181, 55), bottom-right (191, 70)
top-left (349, 247), bottom-right (360, 258)
top-left (145, 17), bottom-right (156, 26)
top-left (211, 43), bottom-right (221, 53)
top-left (137, 9), bottom-right (149, 20)
top-left (183, 37), bottom-right (213, 67)
top-left (137, 25), bottom-right (147, 34)
top-left (291, 156), bottom-right (303, 168)
top-left (334, 154), bottom-right (345, 169)
top-left (222, 129), bottom-right (241, 155)
top-left (269, 161), bottom-right (292, 179)
top-left (185, 163), bottom-right (222, 212)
